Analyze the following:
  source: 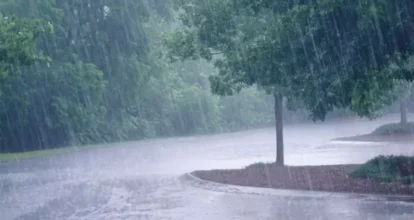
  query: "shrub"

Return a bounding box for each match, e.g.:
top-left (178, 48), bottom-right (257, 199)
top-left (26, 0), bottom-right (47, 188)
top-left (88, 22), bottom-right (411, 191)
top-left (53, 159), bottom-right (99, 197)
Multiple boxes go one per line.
top-left (351, 155), bottom-right (414, 184)
top-left (372, 122), bottom-right (414, 136)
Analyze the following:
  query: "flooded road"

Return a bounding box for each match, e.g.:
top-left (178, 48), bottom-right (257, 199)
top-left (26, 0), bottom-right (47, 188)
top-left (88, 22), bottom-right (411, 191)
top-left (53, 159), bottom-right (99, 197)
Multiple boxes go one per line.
top-left (1, 115), bottom-right (414, 220)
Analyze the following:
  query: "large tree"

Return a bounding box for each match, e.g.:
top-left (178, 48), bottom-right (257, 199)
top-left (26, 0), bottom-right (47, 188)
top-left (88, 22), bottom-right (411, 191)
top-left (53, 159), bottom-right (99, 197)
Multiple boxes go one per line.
top-left (166, 0), bottom-right (414, 165)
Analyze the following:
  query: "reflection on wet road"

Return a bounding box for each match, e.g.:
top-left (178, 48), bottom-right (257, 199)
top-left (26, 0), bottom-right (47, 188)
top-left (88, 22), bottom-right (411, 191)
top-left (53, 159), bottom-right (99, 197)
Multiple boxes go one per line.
top-left (1, 116), bottom-right (414, 219)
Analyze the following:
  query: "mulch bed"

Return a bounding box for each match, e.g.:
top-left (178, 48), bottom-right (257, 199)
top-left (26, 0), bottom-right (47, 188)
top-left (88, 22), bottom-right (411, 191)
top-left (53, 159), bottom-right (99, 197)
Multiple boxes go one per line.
top-left (192, 164), bottom-right (414, 196)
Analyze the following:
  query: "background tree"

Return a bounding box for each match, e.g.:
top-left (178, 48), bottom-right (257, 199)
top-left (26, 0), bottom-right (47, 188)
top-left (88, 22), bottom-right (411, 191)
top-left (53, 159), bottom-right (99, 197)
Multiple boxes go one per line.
top-left (392, 80), bottom-right (412, 126)
top-left (381, 56), bottom-right (414, 126)
top-left (0, 0), bottom-right (288, 153)
top-left (0, 15), bottom-right (48, 83)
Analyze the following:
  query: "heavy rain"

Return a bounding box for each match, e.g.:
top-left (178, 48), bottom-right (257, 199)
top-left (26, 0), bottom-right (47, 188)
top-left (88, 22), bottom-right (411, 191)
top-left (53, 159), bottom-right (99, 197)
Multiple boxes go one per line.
top-left (1, 0), bottom-right (414, 219)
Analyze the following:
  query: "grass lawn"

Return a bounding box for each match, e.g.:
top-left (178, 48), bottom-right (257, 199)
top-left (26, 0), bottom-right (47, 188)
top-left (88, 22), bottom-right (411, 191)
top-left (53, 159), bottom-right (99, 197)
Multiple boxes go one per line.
top-left (372, 122), bottom-right (414, 136)
top-left (334, 122), bottom-right (414, 143)
top-left (0, 144), bottom-right (110, 162)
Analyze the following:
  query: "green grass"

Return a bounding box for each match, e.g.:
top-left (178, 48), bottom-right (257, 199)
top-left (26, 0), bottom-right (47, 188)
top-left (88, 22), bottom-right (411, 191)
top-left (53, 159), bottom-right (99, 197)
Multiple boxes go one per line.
top-left (0, 144), bottom-right (109, 162)
top-left (351, 155), bottom-right (414, 184)
top-left (372, 122), bottom-right (414, 136)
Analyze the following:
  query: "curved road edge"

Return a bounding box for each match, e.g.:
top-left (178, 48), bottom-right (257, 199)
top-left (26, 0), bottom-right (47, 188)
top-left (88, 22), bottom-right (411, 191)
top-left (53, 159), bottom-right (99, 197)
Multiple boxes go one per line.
top-left (179, 172), bottom-right (414, 204)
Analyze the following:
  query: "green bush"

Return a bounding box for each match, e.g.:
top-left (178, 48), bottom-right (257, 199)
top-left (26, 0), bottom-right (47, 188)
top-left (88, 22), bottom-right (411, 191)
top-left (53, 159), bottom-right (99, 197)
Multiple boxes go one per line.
top-left (351, 155), bottom-right (414, 184)
top-left (372, 122), bottom-right (414, 136)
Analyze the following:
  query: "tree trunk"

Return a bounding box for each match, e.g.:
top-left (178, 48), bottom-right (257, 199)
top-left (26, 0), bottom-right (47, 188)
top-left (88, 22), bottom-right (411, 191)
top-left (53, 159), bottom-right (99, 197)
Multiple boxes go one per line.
top-left (274, 94), bottom-right (284, 166)
top-left (400, 98), bottom-right (408, 126)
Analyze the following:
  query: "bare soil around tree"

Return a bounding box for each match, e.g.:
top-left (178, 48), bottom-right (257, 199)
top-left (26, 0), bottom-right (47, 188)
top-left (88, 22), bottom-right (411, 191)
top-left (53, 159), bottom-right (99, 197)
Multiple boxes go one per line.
top-left (192, 163), bottom-right (414, 196)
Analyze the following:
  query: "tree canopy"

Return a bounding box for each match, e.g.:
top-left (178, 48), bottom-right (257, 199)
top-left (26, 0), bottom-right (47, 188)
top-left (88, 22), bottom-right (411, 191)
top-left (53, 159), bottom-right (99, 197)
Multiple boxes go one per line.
top-left (165, 0), bottom-right (414, 165)
top-left (1, 0), bottom-right (413, 154)
top-left (167, 0), bottom-right (414, 120)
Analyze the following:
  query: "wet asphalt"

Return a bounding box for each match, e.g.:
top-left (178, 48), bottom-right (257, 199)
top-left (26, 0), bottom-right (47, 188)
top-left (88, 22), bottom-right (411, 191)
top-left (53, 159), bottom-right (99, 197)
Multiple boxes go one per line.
top-left (1, 116), bottom-right (414, 220)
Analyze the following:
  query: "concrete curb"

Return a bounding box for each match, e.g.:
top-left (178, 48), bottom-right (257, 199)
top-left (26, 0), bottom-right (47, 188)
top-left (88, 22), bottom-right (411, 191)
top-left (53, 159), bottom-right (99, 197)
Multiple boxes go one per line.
top-left (179, 172), bottom-right (414, 204)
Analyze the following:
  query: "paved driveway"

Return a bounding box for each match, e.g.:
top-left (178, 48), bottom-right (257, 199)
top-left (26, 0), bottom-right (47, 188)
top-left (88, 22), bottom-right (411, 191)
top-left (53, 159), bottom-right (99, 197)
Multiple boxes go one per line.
top-left (1, 116), bottom-right (414, 219)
